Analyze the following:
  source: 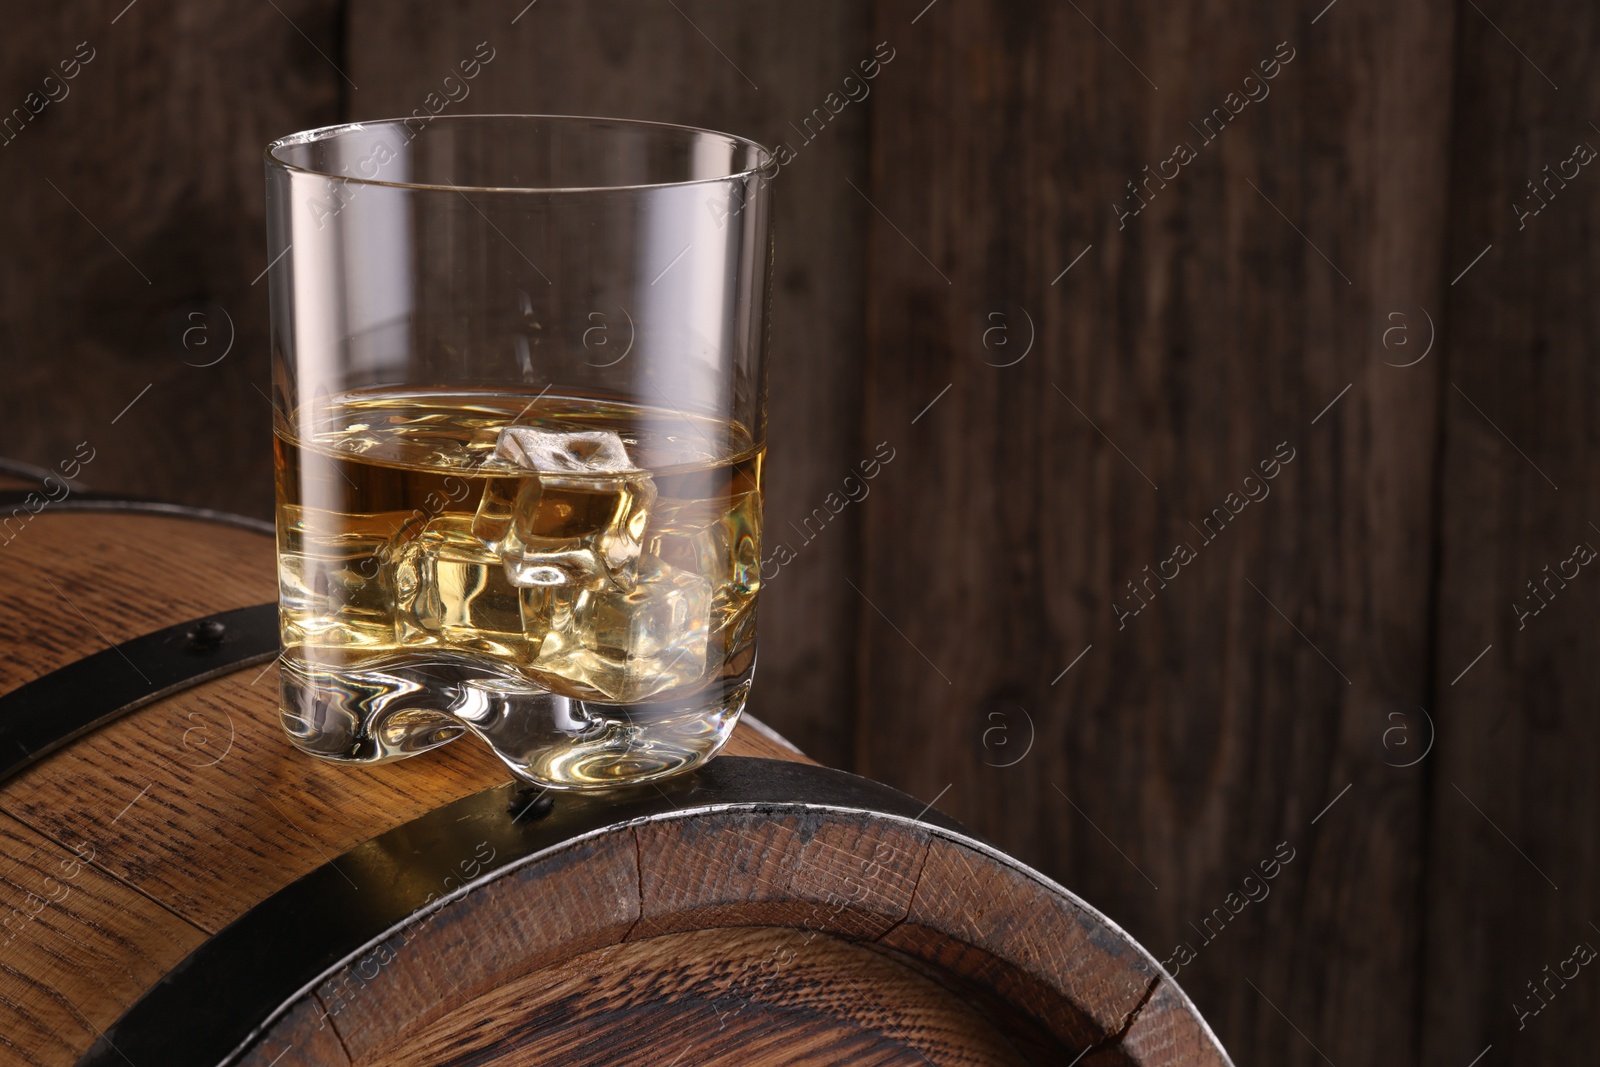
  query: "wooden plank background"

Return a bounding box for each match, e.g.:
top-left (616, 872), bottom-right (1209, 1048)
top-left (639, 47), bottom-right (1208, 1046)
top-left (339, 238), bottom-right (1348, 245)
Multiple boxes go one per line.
top-left (1424, 1), bottom-right (1600, 1064)
top-left (0, 1), bottom-right (1593, 1062)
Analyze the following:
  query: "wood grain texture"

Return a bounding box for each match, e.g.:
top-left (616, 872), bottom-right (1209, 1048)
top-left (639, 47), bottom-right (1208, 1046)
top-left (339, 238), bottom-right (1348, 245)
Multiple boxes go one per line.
top-left (0, 0), bottom-right (342, 520)
top-left (737, 714), bottom-right (816, 763)
top-left (344, 0), bottom-right (873, 768)
top-left (1082, 979), bottom-right (1231, 1067)
top-left (632, 808), bottom-right (927, 941)
top-left (0, 811), bottom-right (205, 1067)
top-left (377, 927), bottom-right (1048, 1067)
top-left (0, 511), bottom-right (275, 691)
top-left (1, 666), bottom-right (512, 930)
top-left (0, 507), bottom-right (806, 1065)
top-left (1422, 2), bottom-right (1600, 1063)
top-left (0, 681), bottom-right (800, 1062)
top-left (1, 663), bottom-right (799, 935)
top-left (858, 2), bottom-right (1452, 1064)
top-left (318, 832), bottom-right (641, 1061)
top-left (244, 810), bottom-right (1222, 1065)
top-left (878, 835), bottom-right (1157, 1052)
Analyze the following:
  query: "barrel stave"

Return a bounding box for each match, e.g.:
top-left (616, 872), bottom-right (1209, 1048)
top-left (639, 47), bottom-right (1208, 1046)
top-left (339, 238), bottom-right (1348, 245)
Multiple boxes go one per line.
top-left (309, 831), bottom-right (641, 1061)
top-left (1, 667), bottom-right (512, 932)
top-left (0, 513), bottom-right (276, 692)
top-left (386, 927), bottom-right (1041, 1067)
top-left (632, 807), bottom-right (929, 942)
top-left (0, 810), bottom-right (205, 1063)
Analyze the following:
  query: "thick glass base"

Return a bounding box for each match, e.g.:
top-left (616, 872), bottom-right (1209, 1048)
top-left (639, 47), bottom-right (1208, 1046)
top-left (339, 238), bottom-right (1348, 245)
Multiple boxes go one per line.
top-left (279, 652), bottom-right (750, 790)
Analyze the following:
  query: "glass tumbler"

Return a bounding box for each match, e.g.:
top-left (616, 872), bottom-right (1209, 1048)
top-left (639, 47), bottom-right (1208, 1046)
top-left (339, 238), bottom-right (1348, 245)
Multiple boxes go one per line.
top-left (263, 116), bottom-right (772, 789)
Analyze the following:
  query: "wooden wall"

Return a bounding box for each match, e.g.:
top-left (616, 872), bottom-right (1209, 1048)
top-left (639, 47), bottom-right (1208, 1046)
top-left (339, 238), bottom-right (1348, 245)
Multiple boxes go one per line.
top-left (0, 2), bottom-right (1594, 1063)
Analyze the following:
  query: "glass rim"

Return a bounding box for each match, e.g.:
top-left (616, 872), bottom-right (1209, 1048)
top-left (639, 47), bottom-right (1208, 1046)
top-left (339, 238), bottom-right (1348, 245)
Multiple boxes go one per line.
top-left (264, 113), bottom-right (775, 195)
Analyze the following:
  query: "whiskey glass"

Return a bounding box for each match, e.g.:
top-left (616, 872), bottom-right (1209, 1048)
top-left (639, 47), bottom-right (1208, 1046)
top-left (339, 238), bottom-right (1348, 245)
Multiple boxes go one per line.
top-left (264, 116), bottom-right (772, 789)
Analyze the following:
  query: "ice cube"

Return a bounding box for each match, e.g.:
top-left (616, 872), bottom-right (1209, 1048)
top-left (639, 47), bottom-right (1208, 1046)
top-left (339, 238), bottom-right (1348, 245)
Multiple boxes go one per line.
top-left (496, 427), bottom-right (636, 475)
top-left (469, 474), bottom-right (522, 546)
top-left (488, 427), bottom-right (656, 590)
top-left (528, 556), bottom-right (711, 702)
top-left (645, 488), bottom-right (761, 635)
top-left (393, 515), bottom-right (551, 659)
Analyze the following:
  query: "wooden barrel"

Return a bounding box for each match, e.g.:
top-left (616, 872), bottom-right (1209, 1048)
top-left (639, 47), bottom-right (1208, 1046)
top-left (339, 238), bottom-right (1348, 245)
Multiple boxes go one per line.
top-left (0, 475), bottom-right (1232, 1067)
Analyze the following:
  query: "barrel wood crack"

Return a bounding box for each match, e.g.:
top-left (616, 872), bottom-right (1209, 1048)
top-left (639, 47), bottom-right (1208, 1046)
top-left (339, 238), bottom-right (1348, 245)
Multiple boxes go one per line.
top-left (233, 997), bottom-right (351, 1067)
top-left (877, 835), bottom-right (1161, 1050)
top-left (1082, 979), bottom-right (1230, 1067)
